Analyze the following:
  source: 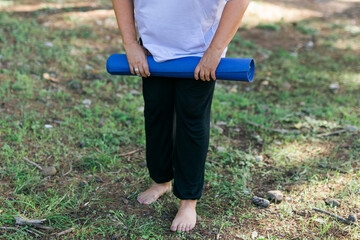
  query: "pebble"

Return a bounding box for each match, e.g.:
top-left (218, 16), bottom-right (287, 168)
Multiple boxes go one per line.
top-left (94, 177), bottom-right (104, 183)
top-left (252, 196), bottom-right (270, 208)
top-left (216, 146), bottom-right (227, 153)
top-left (79, 181), bottom-right (88, 188)
top-left (44, 124), bottom-right (53, 129)
top-left (267, 190), bottom-right (283, 203)
top-left (43, 42), bottom-right (53, 47)
top-left (77, 141), bottom-right (85, 148)
top-left (282, 83), bottom-right (292, 90)
top-left (138, 161), bottom-right (147, 167)
top-left (41, 166), bottom-right (57, 176)
top-left (255, 156), bottom-right (263, 162)
top-left (345, 125), bottom-right (358, 132)
top-left (329, 82), bottom-right (340, 91)
top-left (325, 198), bottom-right (341, 208)
top-left (314, 218), bottom-right (325, 225)
top-left (216, 121), bottom-right (227, 126)
top-left (111, 234), bottom-right (120, 240)
top-left (82, 99), bottom-right (92, 106)
top-left (348, 215), bottom-right (357, 222)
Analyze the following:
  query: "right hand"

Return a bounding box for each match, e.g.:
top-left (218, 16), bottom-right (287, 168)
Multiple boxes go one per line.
top-left (124, 42), bottom-right (151, 78)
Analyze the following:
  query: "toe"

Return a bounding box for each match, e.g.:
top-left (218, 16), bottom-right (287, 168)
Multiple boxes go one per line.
top-left (181, 224), bottom-right (186, 232)
top-left (170, 225), bottom-right (177, 232)
top-left (177, 224), bottom-right (182, 232)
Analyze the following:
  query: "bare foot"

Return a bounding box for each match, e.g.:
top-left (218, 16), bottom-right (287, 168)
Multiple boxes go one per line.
top-left (170, 200), bottom-right (197, 232)
top-left (137, 181), bottom-right (172, 205)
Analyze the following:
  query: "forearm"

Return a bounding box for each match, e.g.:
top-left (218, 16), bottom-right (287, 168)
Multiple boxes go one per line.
top-left (208, 0), bottom-right (250, 54)
top-left (111, 0), bottom-right (137, 48)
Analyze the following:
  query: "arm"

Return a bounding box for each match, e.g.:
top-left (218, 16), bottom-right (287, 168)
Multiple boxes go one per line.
top-left (194, 0), bottom-right (250, 81)
top-left (111, 0), bottom-right (150, 77)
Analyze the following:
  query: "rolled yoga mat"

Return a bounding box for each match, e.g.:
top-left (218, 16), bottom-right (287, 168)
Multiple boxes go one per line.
top-left (106, 54), bottom-right (255, 82)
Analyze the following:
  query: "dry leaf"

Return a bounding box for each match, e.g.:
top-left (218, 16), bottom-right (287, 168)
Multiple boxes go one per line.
top-left (43, 73), bottom-right (60, 82)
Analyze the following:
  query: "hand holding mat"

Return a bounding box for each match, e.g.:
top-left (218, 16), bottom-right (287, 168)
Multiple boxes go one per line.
top-left (106, 54), bottom-right (254, 82)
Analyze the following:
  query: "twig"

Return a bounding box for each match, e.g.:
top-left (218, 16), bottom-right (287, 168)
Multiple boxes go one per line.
top-left (118, 148), bottom-right (141, 157)
top-left (15, 216), bottom-right (46, 226)
top-left (246, 121), bottom-right (300, 134)
top-left (105, 169), bottom-right (122, 174)
top-left (63, 162), bottom-right (73, 176)
top-left (93, 147), bottom-right (104, 154)
top-left (23, 158), bottom-right (43, 170)
top-left (317, 164), bottom-right (348, 174)
top-left (207, 159), bottom-right (223, 168)
top-left (316, 129), bottom-right (346, 137)
top-left (338, 145), bottom-right (360, 149)
top-left (56, 227), bottom-right (74, 236)
top-left (313, 208), bottom-right (359, 227)
top-left (0, 226), bottom-right (27, 234)
top-left (23, 228), bottom-right (41, 237)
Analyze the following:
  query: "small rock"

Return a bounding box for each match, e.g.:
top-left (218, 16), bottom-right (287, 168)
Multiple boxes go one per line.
top-left (85, 64), bottom-right (93, 70)
top-left (138, 161), bottom-right (147, 167)
top-left (306, 41), bottom-right (314, 49)
top-left (251, 134), bottom-right (263, 144)
top-left (44, 124), bottom-right (53, 129)
top-left (251, 231), bottom-right (258, 239)
top-left (130, 89), bottom-right (140, 95)
top-left (348, 215), bottom-right (357, 222)
top-left (111, 234), bottom-right (120, 240)
top-left (79, 181), bottom-right (88, 188)
top-left (216, 121), bottom-right (227, 126)
top-left (255, 155), bottom-right (263, 162)
top-left (216, 146), bottom-right (227, 153)
top-left (329, 82), bottom-right (340, 91)
top-left (274, 141), bottom-right (281, 145)
top-left (44, 42), bottom-right (53, 47)
top-left (243, 189), bottom-right (251, 195)
top-left (77, 141), bottom-right (85, 148)
top-left (282, 83), bottom-right (291, 90)
top-left (69, 81), bottom-right (81, 90)
top-left (244, 86), bottom-right (252, 92)
top-left (267, 190), bottom-right (283, 203)
top-left (325, 198), bottom-right (340, 208)
top-left (41, 166), bottom-right (57, 176)
top-left (345, 125), bottom-right (358, 132)
top-left (314, 218), bottom-right (325, 225)
top-left (82, 99), bottom-right (92, 106)
top-left (94, 177), bottom-right (104, 183)
top-left (122, 198), bottom-right (129, 204)
top-left (252, 196), bottom-right (270, 208)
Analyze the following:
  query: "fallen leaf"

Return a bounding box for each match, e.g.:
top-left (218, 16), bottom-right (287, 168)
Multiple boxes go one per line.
top-left (43, 73), bottom-right (60, 83)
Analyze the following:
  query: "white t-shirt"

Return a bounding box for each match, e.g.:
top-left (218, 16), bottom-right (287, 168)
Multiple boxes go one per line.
top-left (134, 0), bottom-right (230, 62)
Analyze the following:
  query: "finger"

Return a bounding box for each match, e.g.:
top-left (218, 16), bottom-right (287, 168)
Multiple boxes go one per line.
top-left (194, 65), bottom-right (200, 80)
top-left (143, 62), bottom-right (151, 77)
top-left (211, 70), bottom-right (216, 81)
top-left (138, 65), bottom-right (146, 78)
top-left (129, 65), bottom-right (135, 75)
top-left (200, 69), bottom-right (206, 81)
top-left (205, 70), bottom-right (211, 81)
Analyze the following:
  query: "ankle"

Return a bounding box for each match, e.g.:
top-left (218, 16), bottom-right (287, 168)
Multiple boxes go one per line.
top-left (155, 181), bottom-right (171, 187)
top-left (180, 199), bottom-right (197, 207)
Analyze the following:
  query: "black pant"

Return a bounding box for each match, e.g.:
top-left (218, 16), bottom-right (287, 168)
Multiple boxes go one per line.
top-left (142, 76), bottom-right (216, 200)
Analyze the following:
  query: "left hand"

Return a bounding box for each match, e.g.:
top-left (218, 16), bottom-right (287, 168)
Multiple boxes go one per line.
top-left (194, 46), bottom-right (223, 81)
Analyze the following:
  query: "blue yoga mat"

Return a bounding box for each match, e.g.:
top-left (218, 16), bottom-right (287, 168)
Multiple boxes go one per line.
top-left (106, 54), bottom-right (254, 82)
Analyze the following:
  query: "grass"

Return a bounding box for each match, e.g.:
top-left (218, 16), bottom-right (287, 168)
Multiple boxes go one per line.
top-left (0, 0), bottom-right (359, 239)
